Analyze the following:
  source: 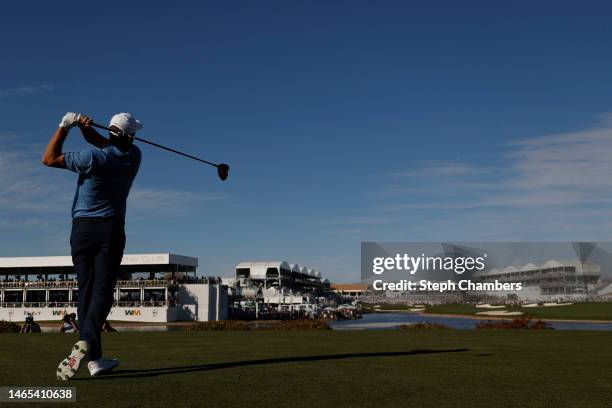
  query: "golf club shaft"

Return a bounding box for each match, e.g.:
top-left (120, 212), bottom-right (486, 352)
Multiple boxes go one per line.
top-left (90, 122), bottom-right (219, 168)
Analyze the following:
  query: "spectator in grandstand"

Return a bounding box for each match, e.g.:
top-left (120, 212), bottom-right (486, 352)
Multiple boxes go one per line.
top-left (20, 314), bottom-right (41, 333)
top-left (45, 113), bottom-right (141, 380)
top-left (101, 321), bottom-right (117, 333)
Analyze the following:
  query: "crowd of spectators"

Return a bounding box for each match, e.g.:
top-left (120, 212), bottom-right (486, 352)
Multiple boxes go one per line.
top-left (1, 275), bottom-right (77, 288)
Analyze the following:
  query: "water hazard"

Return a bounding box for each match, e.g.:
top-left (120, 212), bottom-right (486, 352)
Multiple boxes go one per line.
top-left (329, 312), bottom-right (612, 331)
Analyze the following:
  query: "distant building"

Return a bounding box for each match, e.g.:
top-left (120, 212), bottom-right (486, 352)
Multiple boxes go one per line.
top-left (331, 283), bottom-right (368, 298)
top-left (228, 261), bottom-right (331, 317)
top-left (472, 259), bottom-right (605, 301)
top-left (0, 254), bottom-right (227, 323)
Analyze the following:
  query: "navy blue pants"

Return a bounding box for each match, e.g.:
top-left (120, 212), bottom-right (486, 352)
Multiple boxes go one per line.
top-left (70, 217), bottom-right (125, 361)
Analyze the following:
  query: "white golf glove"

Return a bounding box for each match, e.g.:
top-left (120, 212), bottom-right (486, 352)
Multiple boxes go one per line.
top-left (59, 112), bottom-right (82, 129)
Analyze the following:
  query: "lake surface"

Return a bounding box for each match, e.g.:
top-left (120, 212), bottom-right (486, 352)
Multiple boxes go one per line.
top-left (328, 312), bottom-right (612, 331)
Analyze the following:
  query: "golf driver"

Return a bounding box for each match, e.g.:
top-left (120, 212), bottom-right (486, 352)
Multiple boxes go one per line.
top-left (90, 122), bottom-right (230, 181)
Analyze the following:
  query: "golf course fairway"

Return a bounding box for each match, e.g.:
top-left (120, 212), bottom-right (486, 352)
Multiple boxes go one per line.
top-left (2, 330), bottom-right (611, 407)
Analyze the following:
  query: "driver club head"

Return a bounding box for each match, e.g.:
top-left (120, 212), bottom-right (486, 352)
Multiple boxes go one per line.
top-left (217, 163), bottom-right (230, 181)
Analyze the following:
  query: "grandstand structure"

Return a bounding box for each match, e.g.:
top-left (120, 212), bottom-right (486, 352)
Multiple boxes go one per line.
top-left (368, 260), bottom-right (608, 304)
top-left (472, 260), bottom-right (605, 301)
top-left (226, 261), bottom-right (331, 317)
top-left (358, 242), bottom-right (612, 304)
top-left (0, 254), bottom-right (227, 323)
top-left (330, 283), bottom-right (368, 298)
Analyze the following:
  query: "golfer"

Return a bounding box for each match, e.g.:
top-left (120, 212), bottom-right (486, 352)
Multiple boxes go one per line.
top-left (42, 112), bottom-right (142, 380)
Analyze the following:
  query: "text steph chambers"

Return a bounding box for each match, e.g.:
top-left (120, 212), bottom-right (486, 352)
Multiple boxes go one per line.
top-left (373, 279), bottom-right (523, 292)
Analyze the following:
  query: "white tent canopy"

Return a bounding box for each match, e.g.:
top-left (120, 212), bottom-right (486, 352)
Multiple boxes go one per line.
top-left (235, 261), bottom-right (291, 279)
top-left (0, 253), bottom-right (198, 275)
top-left (235, 261), bottom-right (322, 280)
top-left (476, 259), bottom-right (601, 277)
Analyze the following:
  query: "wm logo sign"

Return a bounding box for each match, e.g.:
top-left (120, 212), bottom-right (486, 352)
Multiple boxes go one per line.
top-left (125, 309), bottom-right (142, 316)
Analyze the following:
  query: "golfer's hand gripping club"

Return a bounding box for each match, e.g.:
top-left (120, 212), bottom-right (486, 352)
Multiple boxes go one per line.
top-left (58, 112), bottom-right (82, 129)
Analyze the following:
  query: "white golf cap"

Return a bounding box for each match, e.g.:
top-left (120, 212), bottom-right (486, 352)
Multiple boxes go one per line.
top-left (109, 112), bottom-right (143, 135)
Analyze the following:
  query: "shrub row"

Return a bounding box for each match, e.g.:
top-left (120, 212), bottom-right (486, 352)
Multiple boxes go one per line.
top-left (0, 320), bottom-right (21, 333)
top-left (476, 318), bottom-right (552, 330)
top-left (399, 322), bottom-right (451, 330)
top-left (187, 319), bottom-right (331, 331)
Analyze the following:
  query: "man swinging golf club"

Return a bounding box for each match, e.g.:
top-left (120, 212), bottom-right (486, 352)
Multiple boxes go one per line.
top-left (42, 112), bottom-right (142, 380)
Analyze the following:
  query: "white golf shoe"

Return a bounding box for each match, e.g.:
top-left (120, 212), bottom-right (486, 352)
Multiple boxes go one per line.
top-left (57, 340), bottom-right (89, 381)
top-left (88, 358), bottom-right (119, 376)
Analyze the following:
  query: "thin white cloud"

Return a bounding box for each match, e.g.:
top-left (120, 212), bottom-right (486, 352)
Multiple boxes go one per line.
top-left (389, 162), bottom-right (493, 179)
top-left (377, 115), bottom-right (612, 209)
top-left (0, 146), bottom-right (68, 213)
top-left (328, 216), bottom-right (401, 226)
top-left (344, 113), bottom-right (612, 240)
top-left (0, 219), bottom-right (50, 229)
top-left (0, 84), bottom-right (53, 99)
top-left (0, 139), bottom-right (228, 221)
top-left (128, 188), bottom-right (228, 216)
top-left (0, 134), bottom-right (18, 141)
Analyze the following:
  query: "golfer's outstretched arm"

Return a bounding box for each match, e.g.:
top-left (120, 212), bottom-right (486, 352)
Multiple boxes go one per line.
top-left (78, 116), bottom-right (109, 148)
top-left (41, 127), bottom-right (68, 168)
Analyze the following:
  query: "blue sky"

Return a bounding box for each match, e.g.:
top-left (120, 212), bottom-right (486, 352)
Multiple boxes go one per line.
top-left (2, 1), bottom-right (612, 281)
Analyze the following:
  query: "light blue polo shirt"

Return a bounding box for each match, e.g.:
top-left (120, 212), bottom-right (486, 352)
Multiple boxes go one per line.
top-left (64, 144), bottom-right (141, 219)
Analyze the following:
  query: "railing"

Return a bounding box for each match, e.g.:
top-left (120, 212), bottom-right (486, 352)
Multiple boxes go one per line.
top-left (116, 280), bottom-right (168, 288)
top-left (0, 278), bottom-right (220, 289)
top-left (113, 301), bottom-right (168, 307)
top-left (0, 301), bottom-right (167, 308)
top-left (0, 280), bottom-right (169, 289)
top-left (0, 281), bottom-right (78, 289)
top-left (1, 302), bottom-right (77, 308)
top-left (0, 302), bottom-right (25, 307)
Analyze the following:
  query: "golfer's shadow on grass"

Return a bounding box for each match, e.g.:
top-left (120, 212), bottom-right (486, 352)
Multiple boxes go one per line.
top-left (74, 349), bottom-right (469, 381)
